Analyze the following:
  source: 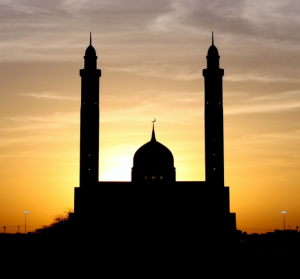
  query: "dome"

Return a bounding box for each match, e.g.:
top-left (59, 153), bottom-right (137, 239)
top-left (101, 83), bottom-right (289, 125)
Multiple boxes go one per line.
top-left (133, 129), bottom-right (174, 169)
top-left (85, 45), bottom-right (96, 57)
top-left (84, 32), bottom-right (97, 58)
top-left (207, 44), bottom-right (219, 56)
top-left (133, 139), bottom-right (174, 169)
top-left (131, 123), bottom-right (176, 182)
top-left (207, 32), bottom-right (219, 57)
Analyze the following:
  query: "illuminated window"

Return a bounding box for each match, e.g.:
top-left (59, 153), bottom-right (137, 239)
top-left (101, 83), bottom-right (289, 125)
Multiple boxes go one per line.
top-left (160, 176), bottom-right (163, 179)
top-left (88, 169), bottom-right (90, 171)
top-left (213, 168), bottom-right (216, 170)
top-left (152, 176), bottom-right (155, 179)
top-left (213, 154), bottom-right (215, 156)
top-left (145, 176), bottom-right (147, 179)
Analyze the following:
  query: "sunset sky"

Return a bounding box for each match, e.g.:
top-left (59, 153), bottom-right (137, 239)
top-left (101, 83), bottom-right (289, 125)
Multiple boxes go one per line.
top-left (1, 0), bottom-right (300, 234)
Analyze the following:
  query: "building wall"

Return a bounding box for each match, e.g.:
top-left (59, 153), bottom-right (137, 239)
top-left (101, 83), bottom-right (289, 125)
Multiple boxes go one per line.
top-left (71, 181), bottom-right (236, 236)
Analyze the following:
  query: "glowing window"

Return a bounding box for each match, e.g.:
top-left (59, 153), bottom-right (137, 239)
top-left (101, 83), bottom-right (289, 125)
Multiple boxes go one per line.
top-left (152, 176), bottom-right (155, 179)
top-left (160, 176), bottom-right (163, 179)
top-left (145, 176), bottom-right (147, 179)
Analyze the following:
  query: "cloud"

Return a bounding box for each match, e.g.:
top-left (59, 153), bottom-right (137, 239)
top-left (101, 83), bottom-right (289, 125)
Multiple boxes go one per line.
top-left (1, 112), bottom-right (79, 132)
top-left (5, 88), bottom-right (300, 137)
top-left (244, 131), bottom-right (300, 143)
top-left (20, 92), bottom-right (79, 100)
top-left (225, 90), bottom-right (300, 115)
top-left (108, 64), bottom-right (202, 80)
top-left (0, 0), bottom-right (299, 65)
top-left (0, 135), bottom-right (77, 148)
top-left (224, 74), bottom-right (300, 83)
top-left (0, 89), bottom-right (203, 135)
top-left (100, 89), bottom-right (203, 125)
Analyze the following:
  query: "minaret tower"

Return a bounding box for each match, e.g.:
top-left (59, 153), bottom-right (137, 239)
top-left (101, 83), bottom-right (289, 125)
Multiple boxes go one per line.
top-left (203, 33), bottom-right (225, 187)
top-left (79, 33), bottom-right (101, 187)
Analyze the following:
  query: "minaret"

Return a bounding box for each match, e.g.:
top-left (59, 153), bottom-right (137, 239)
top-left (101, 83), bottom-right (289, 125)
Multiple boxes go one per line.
top-left (202, 32), bottom-right (225, 187)
top-left (79, 33), bottom-right (101, 187)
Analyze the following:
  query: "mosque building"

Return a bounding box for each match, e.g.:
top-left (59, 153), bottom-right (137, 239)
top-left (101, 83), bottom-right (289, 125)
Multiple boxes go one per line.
top-left (69, 33), bottom-right (236, 237)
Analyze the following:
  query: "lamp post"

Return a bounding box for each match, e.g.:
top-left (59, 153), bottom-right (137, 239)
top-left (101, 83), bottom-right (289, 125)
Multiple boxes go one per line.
top-left (24, 211), bottom-right (29, 234)
top-left (282, 211), bottom-right (286, 231)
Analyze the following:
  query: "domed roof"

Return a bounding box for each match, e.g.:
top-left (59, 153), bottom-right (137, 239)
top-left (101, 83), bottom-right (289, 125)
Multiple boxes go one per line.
top-left (133, 127), bottom-right (174, 169)
top-left (85, 32), bottom-right (97, 57)
top-left (207, 44), bottom-right (219, 56)
top-left (207, 31), bottom-right (219, 56)
top-left (85, 45), bottom-right (96, 57)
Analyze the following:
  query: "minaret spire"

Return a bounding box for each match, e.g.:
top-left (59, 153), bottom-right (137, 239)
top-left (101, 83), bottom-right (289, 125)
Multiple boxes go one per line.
top-left (151, 119), bottom-right (156, 141)
top-left (79, 34), bottom-right (101, 187)
top-left (203, 35), bottom-right (224, 187)
top-left (212, 31), bottom-right (214, 45)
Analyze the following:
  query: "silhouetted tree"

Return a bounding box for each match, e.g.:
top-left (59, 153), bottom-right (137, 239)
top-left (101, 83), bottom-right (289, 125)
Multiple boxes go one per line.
top-left (34, 208), bottom-right (73, 235)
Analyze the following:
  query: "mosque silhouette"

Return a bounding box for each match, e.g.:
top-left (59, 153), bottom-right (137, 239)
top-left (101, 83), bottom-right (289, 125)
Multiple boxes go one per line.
top-left (69, 33), bottom-right (236, 238)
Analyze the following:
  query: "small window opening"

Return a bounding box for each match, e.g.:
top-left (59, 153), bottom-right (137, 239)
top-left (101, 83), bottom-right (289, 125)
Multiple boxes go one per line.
top-left (152, 176), bottom-right (155, 179)
top-left (160, 176), bottom-right (163, 179)
top-left (207, 102), bottom-right (209, 104)
top-left (145, 176), bottom-right (147, 179)
top-left (213, 154), bottom-right (215, 156)
top-left (88, 169), bottom-right (90, 171)
top-left (213, 168), bottom-right (216, 170)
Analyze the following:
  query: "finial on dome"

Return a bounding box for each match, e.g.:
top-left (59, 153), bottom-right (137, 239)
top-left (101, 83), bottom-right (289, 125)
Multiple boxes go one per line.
top-left (151, 119), bottom-right (156, 141)
top-left (212, 31), bottom-right (214, 45)
top-left (90, 32), bottom-right (92, 46)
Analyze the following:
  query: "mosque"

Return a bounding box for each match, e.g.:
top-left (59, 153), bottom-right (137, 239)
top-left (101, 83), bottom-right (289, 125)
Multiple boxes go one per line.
top-left (69, 34), bottom-right (236, 237)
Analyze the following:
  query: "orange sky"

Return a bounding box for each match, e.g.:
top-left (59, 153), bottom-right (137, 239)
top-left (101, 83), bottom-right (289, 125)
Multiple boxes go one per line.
top-left (1, 0), bottom-right (300, 234)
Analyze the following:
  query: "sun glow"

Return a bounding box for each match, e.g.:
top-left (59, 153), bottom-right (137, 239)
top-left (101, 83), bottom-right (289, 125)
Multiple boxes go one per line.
top-left (100, 156), bottom-right (133, 181)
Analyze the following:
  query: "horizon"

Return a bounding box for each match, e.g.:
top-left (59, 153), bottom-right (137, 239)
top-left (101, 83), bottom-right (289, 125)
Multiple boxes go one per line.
top-left (1, 0), bottom-right (300, 234)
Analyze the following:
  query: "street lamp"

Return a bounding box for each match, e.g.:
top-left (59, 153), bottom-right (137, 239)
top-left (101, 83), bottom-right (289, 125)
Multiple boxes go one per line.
top-left (282, 211), bottom-right (286, 231)
top-left (24, 211), bottom-right (29, 234)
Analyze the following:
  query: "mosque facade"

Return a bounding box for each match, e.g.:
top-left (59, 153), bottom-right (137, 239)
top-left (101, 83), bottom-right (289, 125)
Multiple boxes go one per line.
top-left (69, 34), bottom-right (236, 237)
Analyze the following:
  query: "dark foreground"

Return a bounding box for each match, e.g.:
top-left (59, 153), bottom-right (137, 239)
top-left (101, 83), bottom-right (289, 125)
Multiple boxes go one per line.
top-left (1, 231), bottom-right (299, 276)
